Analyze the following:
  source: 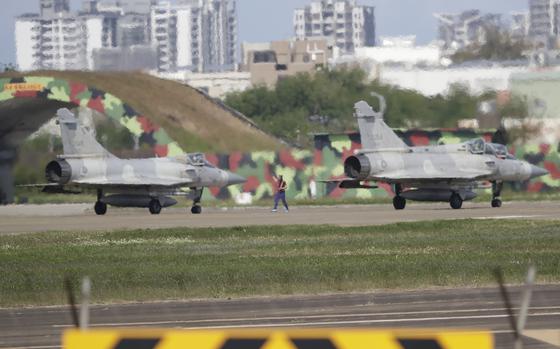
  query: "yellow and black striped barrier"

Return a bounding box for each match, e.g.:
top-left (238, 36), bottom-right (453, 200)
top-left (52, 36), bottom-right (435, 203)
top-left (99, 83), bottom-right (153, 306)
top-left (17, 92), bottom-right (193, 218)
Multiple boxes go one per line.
top-left (63, 328), bottom-right (494, 349)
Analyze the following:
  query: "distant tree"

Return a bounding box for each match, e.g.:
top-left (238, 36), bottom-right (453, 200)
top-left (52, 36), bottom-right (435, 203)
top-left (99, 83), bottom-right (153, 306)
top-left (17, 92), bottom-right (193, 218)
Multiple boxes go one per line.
top-left (225, 68), bottom-right (491, 147)
top-left (451, 26), bottom-right (529, 63)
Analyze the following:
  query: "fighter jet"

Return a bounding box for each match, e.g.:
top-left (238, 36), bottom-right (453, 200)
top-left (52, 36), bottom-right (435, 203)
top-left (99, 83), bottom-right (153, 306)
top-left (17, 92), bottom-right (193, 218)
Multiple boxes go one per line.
top-left (335, 94), bottom-right (548, 210)
top-left (43, 108), bottom-right (246, 215)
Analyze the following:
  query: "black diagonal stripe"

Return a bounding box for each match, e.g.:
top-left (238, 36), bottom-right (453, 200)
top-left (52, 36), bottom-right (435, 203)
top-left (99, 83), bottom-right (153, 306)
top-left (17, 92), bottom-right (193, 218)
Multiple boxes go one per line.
top-left (114, 338), bottom-right (161, 349)
top-left (290, 338), bottom-right (337, 349)
top-left (398, 339), bottom-right (443, 349)
top-left (220, 338), bottom-right (267, 349)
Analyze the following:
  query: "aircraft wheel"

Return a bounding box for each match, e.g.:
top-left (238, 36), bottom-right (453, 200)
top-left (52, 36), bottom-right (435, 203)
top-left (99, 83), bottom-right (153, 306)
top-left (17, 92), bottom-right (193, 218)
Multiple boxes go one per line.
top-left (491, 199), bottom-right (502, 208)
top-left (191, 205), bottom-right (202, 214)
top-left (450, 193), bottom-right (463, 209)
top-left (94, 201), bottom-right (107, 215)
top-left (149, 199), bottom-right (162, 215)
top-left (393, 196), bottom-right (406, 210)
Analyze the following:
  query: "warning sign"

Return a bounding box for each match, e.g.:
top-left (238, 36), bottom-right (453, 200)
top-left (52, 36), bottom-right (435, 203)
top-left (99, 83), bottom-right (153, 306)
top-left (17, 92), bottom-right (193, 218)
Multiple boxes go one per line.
top-left (63, 328), bottom-right (493, 349)
top-left (3, 83), bottom-right (45, 92)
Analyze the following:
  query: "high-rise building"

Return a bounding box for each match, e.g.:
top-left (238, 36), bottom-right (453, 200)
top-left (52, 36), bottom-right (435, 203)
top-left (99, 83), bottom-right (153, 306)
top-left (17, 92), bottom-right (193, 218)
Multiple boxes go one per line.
top-left (528, 0), bottom-right (560, 46)
top-left (16, 0), bottom-right (237, 72)
top-left (15, 13), bottom-right (103, 71)
top-left (434, 10), bottom-right (502, 50)
top-left (293, 0), bottom-right (375, 54)
top-left (151, 0), bottom-right (237, 73)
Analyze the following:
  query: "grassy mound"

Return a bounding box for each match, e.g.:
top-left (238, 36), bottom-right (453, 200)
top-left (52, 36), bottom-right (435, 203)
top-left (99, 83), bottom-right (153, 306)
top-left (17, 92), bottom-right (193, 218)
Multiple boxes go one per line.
top-left (0, 71), bottom-right (282, 153)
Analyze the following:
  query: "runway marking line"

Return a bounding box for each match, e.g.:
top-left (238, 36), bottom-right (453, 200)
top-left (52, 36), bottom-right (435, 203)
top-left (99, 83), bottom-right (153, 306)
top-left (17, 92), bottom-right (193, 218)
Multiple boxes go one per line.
top-left (173, 311), bottom-right (560, 330)
top-left (52, 306), bottom-right (560, 329)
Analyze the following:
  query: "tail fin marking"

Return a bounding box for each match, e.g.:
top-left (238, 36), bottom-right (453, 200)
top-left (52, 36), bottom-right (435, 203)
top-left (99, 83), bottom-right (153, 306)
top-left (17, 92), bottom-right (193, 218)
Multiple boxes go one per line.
top-left (354, 98), bottom-right (408, 151)
top-left (57, 108), bottom-right (115, 158)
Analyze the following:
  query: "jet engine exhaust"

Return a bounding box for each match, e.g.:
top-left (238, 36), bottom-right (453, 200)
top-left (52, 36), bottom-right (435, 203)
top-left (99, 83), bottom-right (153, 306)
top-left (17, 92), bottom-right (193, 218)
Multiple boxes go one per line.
top-left (344, 155), bottom-right (371, 180)
top-left (45, 160), bottom-right (72, 184)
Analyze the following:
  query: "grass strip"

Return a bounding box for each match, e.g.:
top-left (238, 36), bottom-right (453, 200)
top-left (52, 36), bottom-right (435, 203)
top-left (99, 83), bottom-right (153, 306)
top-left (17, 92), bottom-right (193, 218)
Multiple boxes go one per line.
top-left (1, 219), bottom-right (559, 307)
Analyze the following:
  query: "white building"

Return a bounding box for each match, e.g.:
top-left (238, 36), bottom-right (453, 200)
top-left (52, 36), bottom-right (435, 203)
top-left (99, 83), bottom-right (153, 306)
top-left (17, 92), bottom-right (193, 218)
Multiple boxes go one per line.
top-left (529, 0), bottom-right (560, 46)
top-left (153, 71), bottom-right (251, 99)
top-left (352, 36), bottom-right (442, 68)
top-left (379, 65), bottom-right (530, 97)
top-left (15, 12), bottom-right (104, 71)
top-left (151, 0), bottom-right (237, 73)
top-left (293, 0), bottom-right (375, 54)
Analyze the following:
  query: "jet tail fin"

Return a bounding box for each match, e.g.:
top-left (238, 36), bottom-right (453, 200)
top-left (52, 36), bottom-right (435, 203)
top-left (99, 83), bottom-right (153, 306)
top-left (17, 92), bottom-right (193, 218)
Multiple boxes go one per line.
top-left (57, 108), bottom-right (115, 158)
top-left (355, 93), bottom-right (408, 151)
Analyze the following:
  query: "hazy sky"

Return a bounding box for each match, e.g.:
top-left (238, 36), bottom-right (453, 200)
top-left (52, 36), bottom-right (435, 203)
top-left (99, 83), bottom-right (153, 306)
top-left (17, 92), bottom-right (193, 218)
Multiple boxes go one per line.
top-left (1, 0), bottom-right (528, 65)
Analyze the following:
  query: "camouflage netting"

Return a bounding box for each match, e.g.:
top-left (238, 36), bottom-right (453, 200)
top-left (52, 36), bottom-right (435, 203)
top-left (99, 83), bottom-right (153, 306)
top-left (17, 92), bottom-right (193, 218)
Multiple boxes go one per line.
top-left (0, 76), bottom-right (183, 157)
top-left (1, 76), bottom-right (558, 201)
top-left (203, 130), bottom-right (560, 201)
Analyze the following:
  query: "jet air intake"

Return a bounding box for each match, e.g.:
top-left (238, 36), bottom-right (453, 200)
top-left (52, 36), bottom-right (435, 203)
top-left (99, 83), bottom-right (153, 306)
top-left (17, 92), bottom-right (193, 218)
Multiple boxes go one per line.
top-left (46, 160), bottom-right (72, 184)
top-left (344, 155), bottom-right (371, 180)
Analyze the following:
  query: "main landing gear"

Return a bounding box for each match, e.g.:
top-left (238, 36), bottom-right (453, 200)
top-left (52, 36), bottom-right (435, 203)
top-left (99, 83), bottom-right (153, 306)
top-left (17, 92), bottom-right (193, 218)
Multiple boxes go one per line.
top-left (449, 192), bottom-right (463, 210)
top-left (149, 198), bottom-right (162, 215)
top-left (94, 189), bottom-right (107, 215)
top-left (191, 187), bottom-right (203, 214)
top-left (491, 181), bottom-right (503, 208)
top-left (392, 184), bottom-right (406, 210)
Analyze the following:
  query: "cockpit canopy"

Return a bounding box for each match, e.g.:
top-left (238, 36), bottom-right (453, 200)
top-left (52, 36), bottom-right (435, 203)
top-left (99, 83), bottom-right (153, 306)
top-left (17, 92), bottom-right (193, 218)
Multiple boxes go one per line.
top-left (186, 153), bottom-right (215, 167)
top-left (466, 139), bottom-right (515, 159)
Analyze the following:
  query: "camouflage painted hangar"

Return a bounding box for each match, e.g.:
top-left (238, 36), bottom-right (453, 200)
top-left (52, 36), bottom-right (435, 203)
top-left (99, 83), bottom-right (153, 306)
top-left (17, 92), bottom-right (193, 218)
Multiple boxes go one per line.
top-left (0, 75), bottom-right (559, 204)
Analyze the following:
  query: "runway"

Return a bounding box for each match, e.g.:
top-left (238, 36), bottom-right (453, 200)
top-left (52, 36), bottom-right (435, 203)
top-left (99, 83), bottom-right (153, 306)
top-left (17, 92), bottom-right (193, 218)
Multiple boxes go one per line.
top-left (1, 285), bottom-right (560, 349)
top-left (0, 201), bottom-right (559, 234)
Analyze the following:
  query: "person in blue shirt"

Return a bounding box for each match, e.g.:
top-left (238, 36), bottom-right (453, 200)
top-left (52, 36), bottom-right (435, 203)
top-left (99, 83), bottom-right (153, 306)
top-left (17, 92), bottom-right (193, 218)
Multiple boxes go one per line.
top-left (272, 175), bottom-right (289, 212)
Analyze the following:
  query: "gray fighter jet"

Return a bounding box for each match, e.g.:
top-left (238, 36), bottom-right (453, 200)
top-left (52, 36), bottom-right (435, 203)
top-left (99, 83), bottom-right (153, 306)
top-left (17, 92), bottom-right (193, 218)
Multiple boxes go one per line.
top-left (43, 108), bottom-right (246, 215)
top-left (337, 94), bottom-right (548, 210)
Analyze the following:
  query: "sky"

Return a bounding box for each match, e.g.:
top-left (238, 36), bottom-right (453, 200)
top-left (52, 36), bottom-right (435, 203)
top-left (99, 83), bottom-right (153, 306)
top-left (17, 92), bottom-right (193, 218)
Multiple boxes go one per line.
top-left (1, 0), bottom-right (528, 65)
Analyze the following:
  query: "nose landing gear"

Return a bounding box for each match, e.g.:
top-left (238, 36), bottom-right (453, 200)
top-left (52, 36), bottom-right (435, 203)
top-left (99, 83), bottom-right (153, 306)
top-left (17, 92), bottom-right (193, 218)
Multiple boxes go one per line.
top-left (491, 181), bottom-right (503, 208)
top-left (191, 187), bottom-right (203, 214)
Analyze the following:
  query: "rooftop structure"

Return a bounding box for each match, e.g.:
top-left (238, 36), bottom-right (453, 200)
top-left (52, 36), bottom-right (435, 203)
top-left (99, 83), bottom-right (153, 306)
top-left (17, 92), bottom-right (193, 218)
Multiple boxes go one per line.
top-left (241, 38), bottom-right (333, 88)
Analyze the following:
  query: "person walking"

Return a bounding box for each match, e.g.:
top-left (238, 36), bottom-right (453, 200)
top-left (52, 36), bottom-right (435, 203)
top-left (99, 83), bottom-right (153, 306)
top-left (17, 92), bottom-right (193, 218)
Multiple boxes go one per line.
top-left (272, 175), bottom-right (289, 212)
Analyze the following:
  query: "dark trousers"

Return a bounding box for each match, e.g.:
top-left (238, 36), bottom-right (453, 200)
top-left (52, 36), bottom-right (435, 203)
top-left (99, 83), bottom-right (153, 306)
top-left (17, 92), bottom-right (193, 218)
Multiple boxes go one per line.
top-left (273, 191), bottom-right (289, 210)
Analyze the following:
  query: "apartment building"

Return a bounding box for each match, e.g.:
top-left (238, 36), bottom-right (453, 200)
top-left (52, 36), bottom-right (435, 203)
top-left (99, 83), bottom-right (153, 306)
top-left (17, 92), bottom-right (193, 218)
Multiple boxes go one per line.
top-left (151, 0), bottom-right (237, 73)
top-left (16, 0), bottom-right (237, 72)
top-left (529, 0), bottom-right (560, 46)
top-left (293, 0), bottom-right (375, 54)
top-left (15, 12), bottom-right (103, 71)
top-left (434, 10), bottom-right (502, 50)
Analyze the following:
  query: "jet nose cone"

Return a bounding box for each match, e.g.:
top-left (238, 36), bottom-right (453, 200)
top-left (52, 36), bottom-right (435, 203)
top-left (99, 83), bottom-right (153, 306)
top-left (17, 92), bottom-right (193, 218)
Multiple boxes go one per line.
top-left (530, 165), bottom-right (548, 179)
top-left (226, 172), bottom-right (247, 186)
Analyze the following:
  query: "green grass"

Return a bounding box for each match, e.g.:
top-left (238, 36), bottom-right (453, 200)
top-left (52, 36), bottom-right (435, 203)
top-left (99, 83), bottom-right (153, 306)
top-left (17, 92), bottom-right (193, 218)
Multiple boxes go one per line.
top-left (1, 220), bottom-right (560, 307)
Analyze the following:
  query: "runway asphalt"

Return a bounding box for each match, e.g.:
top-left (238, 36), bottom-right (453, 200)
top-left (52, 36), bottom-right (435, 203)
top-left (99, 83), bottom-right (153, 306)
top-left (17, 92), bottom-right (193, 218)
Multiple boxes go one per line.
top-left (0, 200), bottom-right (559, 234)
top-left (1, 285), bottom-right (559, 349)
